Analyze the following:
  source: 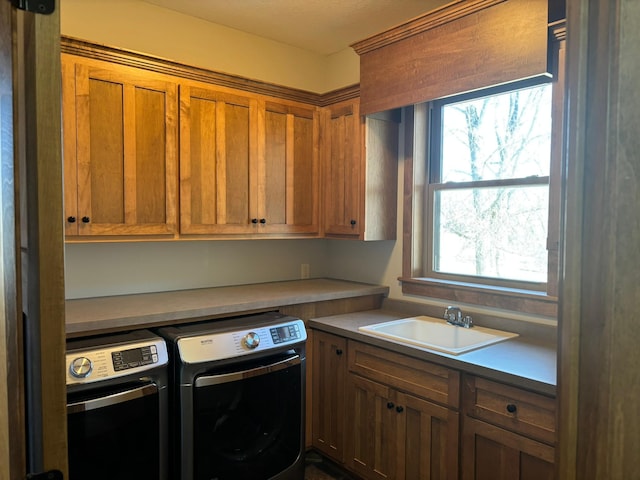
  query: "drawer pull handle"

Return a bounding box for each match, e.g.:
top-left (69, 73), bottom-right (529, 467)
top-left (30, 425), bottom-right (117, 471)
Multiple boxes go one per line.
top-left (335, 349), bottom-right (343, 355)
top-left (506, 403), bottom-right (517, 413)
top-left (396, 405), bottom-right (404, 413)
top-left (386, 402), bottom-right (395, 409)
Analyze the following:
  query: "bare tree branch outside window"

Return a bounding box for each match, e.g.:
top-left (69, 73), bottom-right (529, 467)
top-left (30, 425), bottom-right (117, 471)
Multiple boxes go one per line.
top-left (433, 84), bottom-right (552, 283)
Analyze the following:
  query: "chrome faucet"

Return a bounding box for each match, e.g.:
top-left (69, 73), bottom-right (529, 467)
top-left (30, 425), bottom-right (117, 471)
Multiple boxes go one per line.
top-left (443, 306), bottom-right (473, 328)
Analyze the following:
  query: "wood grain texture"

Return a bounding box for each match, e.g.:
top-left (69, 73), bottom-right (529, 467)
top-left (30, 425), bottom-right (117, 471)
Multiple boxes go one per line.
top-left (348, 341), bottom-right (460, 409)
top-left (463, 374), bottom-right (556, 445)
top-left (356, 0), bottom-right (549, 115)
top-left (558, 1), bottom-right (640, 479)
top-left (0, 4), bottom-right (25, 478)
top-left (65, 56), bottom-right (178, 236)
top-left (311, 331), bottom-right (347, 462)
top-left (323, 99), bottom-right (399, 240)
top-left (20, 8), bottom-right (68, 477)
top-left (461, 417), bottom-right (555, 480)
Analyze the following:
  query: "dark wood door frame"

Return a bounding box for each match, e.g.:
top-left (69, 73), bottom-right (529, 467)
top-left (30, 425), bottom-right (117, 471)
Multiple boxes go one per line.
top-left (558, 0), bottom-right (640, 478)
top-left (1, 4), bottom-right (67, 479)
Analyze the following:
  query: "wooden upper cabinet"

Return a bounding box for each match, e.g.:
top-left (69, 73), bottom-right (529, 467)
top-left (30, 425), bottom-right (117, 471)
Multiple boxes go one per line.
top-left (323, 98), bottom-right (399, 240)
top-left (260, 101), bottom-right (319, 234)
top-left (179, 83), bottom-right (256, 234)
top-left (324, 99), bottom-right (360, 237)
top-left (62, 54), bottom-right (178, 237)
top-left (180, 83), bottom-right (320, 236)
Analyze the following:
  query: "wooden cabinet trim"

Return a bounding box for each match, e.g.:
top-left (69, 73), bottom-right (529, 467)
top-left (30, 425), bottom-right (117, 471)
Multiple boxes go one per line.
top-left (463, 374), bottom-right (556, 445)
top-left (348, 340), bottom-right (460, 409)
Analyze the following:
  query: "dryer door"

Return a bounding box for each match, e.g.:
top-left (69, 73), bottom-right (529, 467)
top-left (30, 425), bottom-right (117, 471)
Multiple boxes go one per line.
top-left (192, 353), bottom-right (303, 480)
top-left (67, 382), bottom-right (162, 480)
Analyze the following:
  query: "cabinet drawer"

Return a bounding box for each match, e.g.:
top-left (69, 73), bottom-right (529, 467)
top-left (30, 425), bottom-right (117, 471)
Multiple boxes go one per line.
top-left (462, 374), bottom-right (556, 445)
top-left (348, 340), bottom-right (459, 408)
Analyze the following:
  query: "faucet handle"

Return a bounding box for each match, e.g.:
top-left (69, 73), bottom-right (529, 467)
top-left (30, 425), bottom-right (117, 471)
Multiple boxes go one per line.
top-left (462, 315), bottom-right (474, 328)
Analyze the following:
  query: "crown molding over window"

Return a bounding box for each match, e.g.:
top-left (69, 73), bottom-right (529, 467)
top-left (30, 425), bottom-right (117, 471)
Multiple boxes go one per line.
top-left (352, 0), bottom-right (550, 115)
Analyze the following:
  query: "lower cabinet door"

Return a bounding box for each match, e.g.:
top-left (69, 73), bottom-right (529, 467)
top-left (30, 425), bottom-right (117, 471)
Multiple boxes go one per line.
top-left (347, 375), bottom-right (398, 480)
top-left (347, 375), bottom-right (460, 480)
top-left (461, 417), bottom-right (555, 480)
top-left (396, 391), bottom-right (459, 480)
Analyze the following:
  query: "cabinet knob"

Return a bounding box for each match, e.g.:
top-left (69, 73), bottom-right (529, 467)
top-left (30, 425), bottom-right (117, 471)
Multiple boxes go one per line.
top-left (506, 403), bottom-right (517, 414)
top-left (396, 406), bottom-right (404, 413)
top-left (251, 218), bottom-right (258, 224)
top-left (67, 216), bottom-right (76, 223)
top-left (81, 216), bottom-right (90, 223)
top-left (350, 219), bottom-right (356, 226)
top-left (335, 349), bottom-right (343, 355)
top-left (386, 402), bottom-right (395, 409)
top-left (259, 218), bottom-right (266, 224)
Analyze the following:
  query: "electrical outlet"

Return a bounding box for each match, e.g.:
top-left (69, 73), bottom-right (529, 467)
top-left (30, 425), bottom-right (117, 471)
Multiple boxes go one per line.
top-left (300, 263), bottom-right (310, 279)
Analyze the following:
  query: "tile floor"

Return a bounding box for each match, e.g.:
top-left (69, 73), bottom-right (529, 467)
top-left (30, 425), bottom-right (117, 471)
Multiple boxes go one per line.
top-left (304, 452), bottom-right (357, 480)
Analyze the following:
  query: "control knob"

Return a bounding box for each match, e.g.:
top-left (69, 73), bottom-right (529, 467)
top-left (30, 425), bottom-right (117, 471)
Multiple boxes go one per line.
top-left (69, 357), bottom-right (93, 378)
top-left (242, 332), bottom-right (261, 349)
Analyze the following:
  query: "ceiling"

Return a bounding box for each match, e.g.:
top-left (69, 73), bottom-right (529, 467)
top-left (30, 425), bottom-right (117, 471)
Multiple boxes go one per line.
top-left (141, 0), bottom-right (449, 55)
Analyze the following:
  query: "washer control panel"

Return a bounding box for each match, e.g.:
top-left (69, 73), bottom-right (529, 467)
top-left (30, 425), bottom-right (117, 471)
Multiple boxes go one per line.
top-left (178, 318), bottom-right (306, 364)
top-left (66, 338), bottom-right (168, 386)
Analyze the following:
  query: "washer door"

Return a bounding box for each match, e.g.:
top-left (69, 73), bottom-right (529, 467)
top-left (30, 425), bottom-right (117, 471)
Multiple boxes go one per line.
top-left (67, 382), bottom-right (161, 480)
top-left (192, 353), bottom-right (303, 480)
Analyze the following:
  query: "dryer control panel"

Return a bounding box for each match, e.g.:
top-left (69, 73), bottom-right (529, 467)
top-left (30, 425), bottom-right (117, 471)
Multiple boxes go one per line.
top-left (177, 318), bottom-right (307, 364)
top-left (66, 338), bottom-right (168, 385)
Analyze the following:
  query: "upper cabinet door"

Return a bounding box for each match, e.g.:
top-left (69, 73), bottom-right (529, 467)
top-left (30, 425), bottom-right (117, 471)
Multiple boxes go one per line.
top-left (323, 99), bottom-right (362, 238)
top-left (63, 55), bottom-right (178, 236)
top-left (180, 84), bottom-right (320, 236)
top-left (259, 101), bottom-right (320, 235)
top-left (179, 83), bottom-right (256, 235)
top-left (322, 98), bottom-right (399, 241)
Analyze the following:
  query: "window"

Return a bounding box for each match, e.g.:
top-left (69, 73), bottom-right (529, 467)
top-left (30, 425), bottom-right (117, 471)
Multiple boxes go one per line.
top-left (428, 80), bottom-right (552, 290)
top-left (401, 71), bottom-right (564, 317)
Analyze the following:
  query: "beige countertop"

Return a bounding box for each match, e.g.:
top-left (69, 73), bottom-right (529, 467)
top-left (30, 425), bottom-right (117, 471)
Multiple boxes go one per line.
top-left (308, 309), bottom-right (557, 396)
top-left (65, 278), bottom-right (388, 337)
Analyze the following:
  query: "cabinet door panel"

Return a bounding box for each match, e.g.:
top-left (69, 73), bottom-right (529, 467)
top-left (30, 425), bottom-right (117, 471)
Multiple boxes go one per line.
top-left (264, 108), bottom-right (287, 225)
top-left (324, 101), bottom-right (361, 237)
top-left (260, 102), bottom-right (319, 234)
top-left (462, 417), bottom-right (554, 480)
top-left (399, 392), bottom-right (459, 480)
top-left (348, 374), bottom-right (396, 480)
top-left (180, 85), bottom-right (254, 234)
top-left (311, 332), bottom-right (347, 462)
top-left (69, 60), bottom-right (177, 236)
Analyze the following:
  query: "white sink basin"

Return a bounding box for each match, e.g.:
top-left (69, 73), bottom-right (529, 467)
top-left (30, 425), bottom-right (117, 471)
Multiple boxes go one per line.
top-left (358, 316), bottom-right (518, 355)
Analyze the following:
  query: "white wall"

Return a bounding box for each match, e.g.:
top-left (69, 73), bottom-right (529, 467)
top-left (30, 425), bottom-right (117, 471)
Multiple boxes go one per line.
top-left (60, 0), bottom-right (359, 93)
top-left (65, 240), bottom-right (329, 298)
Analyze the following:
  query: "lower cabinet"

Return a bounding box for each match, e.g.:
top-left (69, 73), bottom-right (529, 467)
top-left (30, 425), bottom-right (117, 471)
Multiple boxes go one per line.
top-left (460, 374), bottom-right (556, 480)
top-left (309, 329), bottom-right (556, 480)
top-left (311, 330), bottom-right (347, 462)
top-left (461, 418), bottom-right (555, 480)
top-left (348, 374), bottom-right (459, 480)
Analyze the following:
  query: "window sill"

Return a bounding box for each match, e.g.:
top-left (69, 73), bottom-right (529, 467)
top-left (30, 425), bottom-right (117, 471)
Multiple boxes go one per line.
top-left (399, 277), bottom-right (558, 317)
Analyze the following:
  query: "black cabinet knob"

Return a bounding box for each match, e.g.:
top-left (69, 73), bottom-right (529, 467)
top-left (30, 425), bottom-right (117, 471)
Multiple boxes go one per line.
top-left (67, 216), bottom-right (76, 223)
top-left (386, 402), bottom-right (395, 409)
top-left (251, 218), bottom-right (258, 224)
top-left (81, 216), bottom-right (90, 223)
top-left (506, 403), bottom-right (517, 413)
top-left (259, 218), bottom-right (266, 224)
top-left (335, 349), bottom-right (343, 355)
top-left (350, 219), bottom-right (356, 226)
top-left (396, 406), bottom-right (404, 413)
